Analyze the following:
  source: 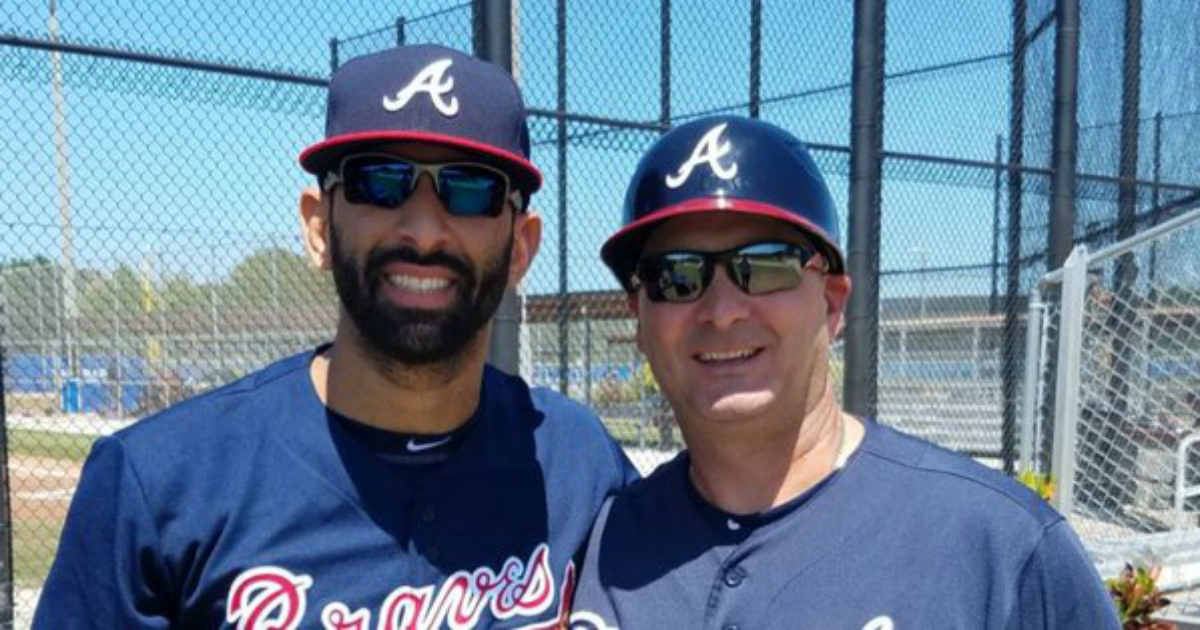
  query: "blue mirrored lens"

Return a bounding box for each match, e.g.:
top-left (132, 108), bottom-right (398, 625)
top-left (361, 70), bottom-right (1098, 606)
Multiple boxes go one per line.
top-left (439, 166), bottom-right (505, 217)
top-left (350, 161), bottom-right (415, 208)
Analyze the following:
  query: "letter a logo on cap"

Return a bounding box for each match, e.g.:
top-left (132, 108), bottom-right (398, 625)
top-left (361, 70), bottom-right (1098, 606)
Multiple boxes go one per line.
top-left (665, 123), bottom-right (738, 189)
top-left (383, 58), bottom-right (460, 117)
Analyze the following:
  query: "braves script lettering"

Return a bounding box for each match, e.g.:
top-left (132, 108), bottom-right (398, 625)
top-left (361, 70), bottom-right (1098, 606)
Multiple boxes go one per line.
top-left (225, 544), bottom-right (561, 630)
top-left (383, 59), bottom-right (460, 117)
top-left (226, 566), bottom-right (313, 630)
top-left (664, 123), bottom-right (738, 189)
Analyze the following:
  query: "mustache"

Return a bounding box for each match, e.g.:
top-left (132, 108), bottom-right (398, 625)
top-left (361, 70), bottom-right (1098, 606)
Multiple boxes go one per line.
top-left (363, 246), bottom-right (474, 284)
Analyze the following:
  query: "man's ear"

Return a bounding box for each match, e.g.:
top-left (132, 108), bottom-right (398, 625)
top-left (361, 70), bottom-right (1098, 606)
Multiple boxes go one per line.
top-left (507, 210), bottom-right (542, 288)
top-left (625, 291), bottom-right (639, 315)
top-left (299, 187), bottom-right (332, 270)
top-left (626, 292), bottom-right (647, 354)
top-left (823, 274), bottom-right (853, 338)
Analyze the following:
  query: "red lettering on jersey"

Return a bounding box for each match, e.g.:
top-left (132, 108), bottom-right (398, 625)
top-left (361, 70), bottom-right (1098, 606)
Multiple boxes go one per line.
top-left (379, 584), bottom-right (434, 630)
top-left (432, 574), bottom-right (487, 627)
top-left (376, 544), bottom-right (556, 629)
top-left (226, 566), bottom-right (313, 630)
top-left (494, 545), bottom-right (554, 618)
top-left (229, 545), bottom-right (564, 629)
top-left (516, 561), bottom-right (576, 630)
top-left (321, 602), bottom-right (371, 630)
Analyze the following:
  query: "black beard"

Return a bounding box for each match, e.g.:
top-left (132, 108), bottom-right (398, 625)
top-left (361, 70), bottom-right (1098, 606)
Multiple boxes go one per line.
top-left (329, 215), bottom-right (512, 367)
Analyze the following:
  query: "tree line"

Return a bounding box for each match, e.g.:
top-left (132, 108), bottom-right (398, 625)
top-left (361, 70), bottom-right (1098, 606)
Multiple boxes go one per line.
top-left (0, 248), bottom-right (335, 342)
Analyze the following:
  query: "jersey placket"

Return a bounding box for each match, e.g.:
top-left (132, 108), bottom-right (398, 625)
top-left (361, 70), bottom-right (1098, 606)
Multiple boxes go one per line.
top-left (703, 533), bottom-right (757, 630)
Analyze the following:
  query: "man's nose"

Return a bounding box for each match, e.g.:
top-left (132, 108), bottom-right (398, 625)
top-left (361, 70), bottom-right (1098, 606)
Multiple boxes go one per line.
top-left (694, 266), bottom-right (751, 329)
top-left (390, 175), bottom-right (452, 253)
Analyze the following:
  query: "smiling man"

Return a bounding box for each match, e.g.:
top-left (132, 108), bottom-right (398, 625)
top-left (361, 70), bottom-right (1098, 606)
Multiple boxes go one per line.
top-left (568, 116), bottom-right (1118, 629)
top-left (36, 45), bottom-right (636, 629)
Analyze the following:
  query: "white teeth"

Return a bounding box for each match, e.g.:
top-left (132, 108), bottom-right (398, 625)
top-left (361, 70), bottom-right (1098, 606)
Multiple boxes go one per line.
top-left (386, 275), bottom-right (451, 292)
top-left (698, 349), bottom-right (756, 362)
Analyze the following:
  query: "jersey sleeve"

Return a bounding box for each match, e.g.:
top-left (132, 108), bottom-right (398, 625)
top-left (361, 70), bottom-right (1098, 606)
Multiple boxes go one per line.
top-left (1012, 519), bottom-right (1120, 630)
top-left (34, 436), bottom-right (174, 628)
top-left (567, 496), bottom-right (621, 629)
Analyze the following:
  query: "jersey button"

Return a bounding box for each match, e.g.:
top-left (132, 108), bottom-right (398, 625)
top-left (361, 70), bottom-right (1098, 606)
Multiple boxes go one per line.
top-left (723, 566), bottom-right (746, 588)
top-left (723, 625), bottom-right (740, 630)
top-left (420, 505), bottom-right (437, 523)
top-left (426, 544), bottom-right (442, 562)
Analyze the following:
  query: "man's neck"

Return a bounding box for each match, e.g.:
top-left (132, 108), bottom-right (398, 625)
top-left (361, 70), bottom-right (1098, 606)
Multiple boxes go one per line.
top-left (311, 321), bottom-right (489, 434)
top-left (685, 386), bottom-right (863, 515)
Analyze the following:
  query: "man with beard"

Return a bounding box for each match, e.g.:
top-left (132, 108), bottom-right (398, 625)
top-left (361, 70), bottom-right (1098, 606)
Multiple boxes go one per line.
top-left (37, 45), bottom-right (637, 629)
top-left (569, 116), bottom-right (1117, 629)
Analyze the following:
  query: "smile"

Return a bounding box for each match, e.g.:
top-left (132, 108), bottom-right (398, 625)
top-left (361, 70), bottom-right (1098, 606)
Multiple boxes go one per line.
top-left (385, 274), bottom-right (452, 293)
top-left (696, 348), bottom-right (760, 363)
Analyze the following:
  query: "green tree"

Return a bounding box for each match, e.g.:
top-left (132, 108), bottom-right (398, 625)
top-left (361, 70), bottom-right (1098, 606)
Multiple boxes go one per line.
top-left (160, 274), bottom-right (206, 316)
top-left (0, 257), bottom-right (61, 344)
top-left (78, 264), bottom-right (143, 328)
top-left (227, 247), bottom-right (334, 313)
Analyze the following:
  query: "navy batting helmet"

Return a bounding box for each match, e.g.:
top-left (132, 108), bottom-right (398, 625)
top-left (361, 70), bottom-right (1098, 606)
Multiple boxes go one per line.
top-left (601, 115), bottom-right (843, 290)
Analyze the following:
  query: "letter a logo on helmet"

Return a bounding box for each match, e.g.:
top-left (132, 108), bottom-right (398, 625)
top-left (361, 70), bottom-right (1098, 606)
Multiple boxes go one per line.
top-left (383, 58), bottom-right (460, 117)
top-left (665, 123), bottom-right (738, 189)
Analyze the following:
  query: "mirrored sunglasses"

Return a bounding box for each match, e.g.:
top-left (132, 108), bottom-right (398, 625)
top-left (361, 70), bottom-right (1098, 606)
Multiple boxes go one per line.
top-left (323, 154), bottom-right (525, 217)
top-left (632, 241), bottom-right (824, 303)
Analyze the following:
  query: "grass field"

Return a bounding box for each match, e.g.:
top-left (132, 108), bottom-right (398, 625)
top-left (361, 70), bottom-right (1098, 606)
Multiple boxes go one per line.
top-left (13, 521), bottom-right (62, 587)
top-left (3, 428), bottom-right (95, 588)
top-left (7, 429), bottom-right (96, 464)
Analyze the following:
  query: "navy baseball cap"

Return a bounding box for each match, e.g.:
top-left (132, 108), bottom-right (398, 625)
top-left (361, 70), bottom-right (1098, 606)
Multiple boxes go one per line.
top-left (300, 44), bottom-right (542, 194)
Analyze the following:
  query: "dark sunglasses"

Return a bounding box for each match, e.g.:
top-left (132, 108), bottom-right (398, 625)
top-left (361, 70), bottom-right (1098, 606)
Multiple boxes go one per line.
top-left (632, 241), bottom-right (825, 303)
top-left (323, 154), bottom-right (525, 217)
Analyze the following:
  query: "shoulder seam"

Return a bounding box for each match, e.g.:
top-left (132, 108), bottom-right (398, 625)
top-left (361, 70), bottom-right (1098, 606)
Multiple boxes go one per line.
top-left (197, 352), bottom-right (312, 403)
top-left (862, 443), bottom-right (1053, 524)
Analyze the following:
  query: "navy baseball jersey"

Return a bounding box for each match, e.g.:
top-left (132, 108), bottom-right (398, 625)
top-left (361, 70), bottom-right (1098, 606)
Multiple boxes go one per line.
top-left (36, 348), bottom-right (638, 629)
top-left (570, 418), bottom-right (1119, 630)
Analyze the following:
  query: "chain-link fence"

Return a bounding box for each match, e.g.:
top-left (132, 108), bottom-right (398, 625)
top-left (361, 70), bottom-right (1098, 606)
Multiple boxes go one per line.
top-left (3, 0), bottom-right (1200, 626)
top-left (1024, 206), bottom-right (1200, 618)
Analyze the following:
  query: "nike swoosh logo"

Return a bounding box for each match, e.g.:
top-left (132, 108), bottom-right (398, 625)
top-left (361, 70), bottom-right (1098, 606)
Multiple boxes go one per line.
top-left (406, 436), bottom-right (452, 453)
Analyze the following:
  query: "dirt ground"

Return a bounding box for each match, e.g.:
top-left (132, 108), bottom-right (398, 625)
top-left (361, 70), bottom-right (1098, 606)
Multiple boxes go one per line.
top-left (7, 455), bottom-right (81, 524)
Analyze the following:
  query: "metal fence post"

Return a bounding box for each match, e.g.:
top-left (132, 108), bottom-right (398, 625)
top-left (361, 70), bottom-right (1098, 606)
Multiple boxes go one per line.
top-left (329, 38), bottom-right (339, 73)
top-left (749, 0), bottom-right (761, 118)
top-left (1048, 0), bottom-right (1079, 270)
top-left (660, 0), bottom-right (671, 128)
top-left (395, 16), bottom-right (407, 46)
top-left (1118, 0), bottom-right (1141, 243)
top-left (1050, 245), bottom-right (1089, 515)
top-left (844, 0), bottom-right (886, 418)
top-left (990, 134), bottom-right (1002, 316)
top-left (0, 276), bottom-right (12, 627)
top-left (583, 305), bottom-right (592, 407)
top-left (992, 133), bottom-right (1017, 474)
top-left (475, 0), bottom-right (523, 376)
top-left (1019, 286), bottom-right (1044, 472)
top-left (1002, 0), bottom-right (1027, 478)
top-left (1148, 111), bottom-right (1162, 292)
top-left (555, 0), bottom-right (569, 393)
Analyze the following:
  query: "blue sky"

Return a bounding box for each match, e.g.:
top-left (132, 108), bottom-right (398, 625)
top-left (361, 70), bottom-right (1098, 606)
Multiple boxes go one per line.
top-left (4, 0), bottom-right (1189, 304)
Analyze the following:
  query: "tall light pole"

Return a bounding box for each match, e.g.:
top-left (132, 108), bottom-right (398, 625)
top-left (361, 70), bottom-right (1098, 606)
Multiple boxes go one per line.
top-left (50, 0), bottom-right (79, 386)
